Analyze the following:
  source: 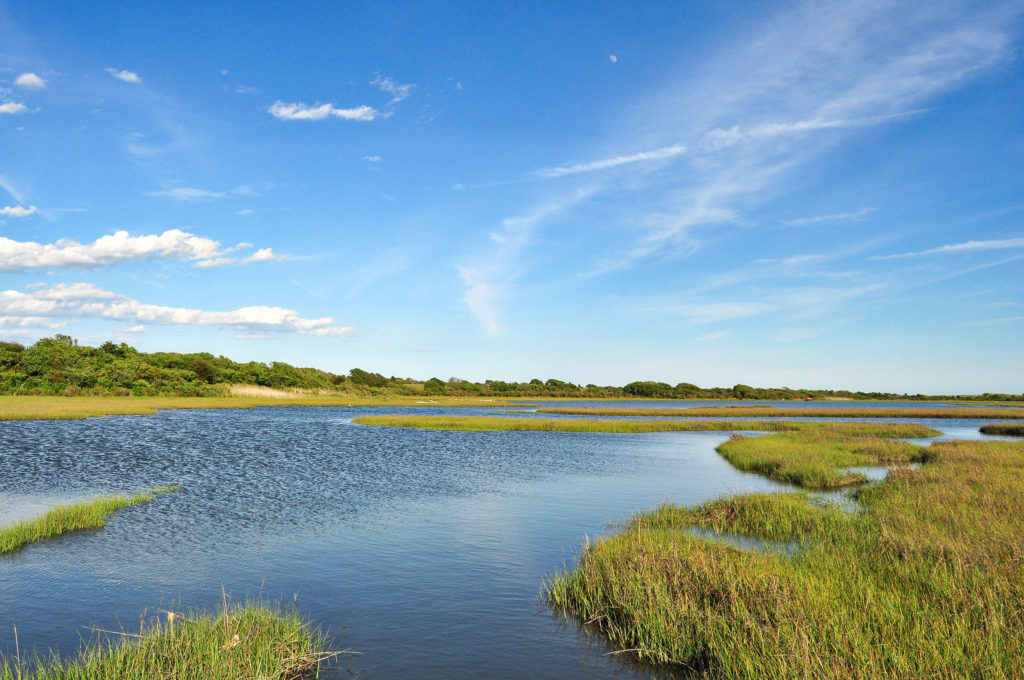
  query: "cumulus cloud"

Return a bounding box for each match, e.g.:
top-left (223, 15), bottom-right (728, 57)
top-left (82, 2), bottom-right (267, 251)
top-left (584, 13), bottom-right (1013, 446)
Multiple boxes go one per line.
top-left (0, 229), bottom-right (288, 272)
top-left (371, 74), bottom-right (414, 105)
top-left (1, 205), bottom-right (36, 218)
top-left (536, 144), bottom-right (687, 178)
top-left (0, 283), bottom-right (353, 337)
top-left (871, 237), bottom-right (1024, 260)
top-left (193, 247), bottom-right (287, 268)
top-left (106, 68), bottom-right (141, 83)
top-left (363, 155), bottom-right (383, 162)
top-left (268, 101), bottom-right (377, 122)
top-left (14, 73), bottom-right (46, 89)
top-left (0, 102), bottom-right (27, 114)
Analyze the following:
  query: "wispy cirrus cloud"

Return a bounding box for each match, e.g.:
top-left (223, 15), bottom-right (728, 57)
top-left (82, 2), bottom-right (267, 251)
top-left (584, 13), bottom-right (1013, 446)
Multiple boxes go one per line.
top-left (0, 283), bottom-right (353, 337)
top-left (14, 73), bottom-right (45, 89)
top-left (268, 100), bottom-right (377, 122)
top-left (871, 237), bottom-right (1024, 260)
top-left (536, 144), bottom-right (688, 178)
top-left (0, 230), bottom-right (287, 272)
top-left (106, 68), bottom-right (141, 83)
top-left (782, 207), bottom-right (875, 227)
top-left (1, 205), bottom-right (37, 218)
top-left (458, 188), bottom-right (598, 333)
top-left (146, 184), bottom-right (264, 202)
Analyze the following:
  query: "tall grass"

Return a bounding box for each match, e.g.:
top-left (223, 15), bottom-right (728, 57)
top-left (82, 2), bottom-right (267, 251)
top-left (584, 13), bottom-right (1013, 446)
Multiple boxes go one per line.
top-left (1, 600), bottom-right (330, 680)
top-left (537, 405), bottom-right (1024, 419)
top-left (351, 415), bottom-right (939, 438)
top-left (0, 486), bottom-right (181, 555)
top-left (980, 422), bottom-right (1024, 436)
top-left (547, 438), bottom-right (1024, 677)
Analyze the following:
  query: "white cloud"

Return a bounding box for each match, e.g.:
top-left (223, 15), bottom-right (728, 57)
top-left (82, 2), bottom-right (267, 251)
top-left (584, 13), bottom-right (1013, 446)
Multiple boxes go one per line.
top-left (363, 155), bottom-right (383, 162)
top-left (106, 68), bottom-right (141, 83)
top-left (696, 330), bottom-right (729, 341)
top-left (268, 101), bottom-right (377, 122)
top-left (148, 187), bottom-right (227, 201)
top-left (0, 229), bottom-right (287, 272)
top-left (0, 283), bottom-right (353, 337)
top-left (782, 208), bottom-right (874, 227)
top-left (536, 144), bottom-right (687, 178)
top-left (872, 238), bottom-right (1024, 260)
top-left (609, 55), bottom-right (618, 63)
top-left (0, 102), bottom-right (27, 114)
top-left (371, 75), bottom-right (414, 105)
top-left (1, 205), bottom-right (36, 218)
top-left (14, 73), bottom-right (45, 89)
top-left (242, 247), bottom-right (286, 264)
top-left (192, 257), bottom-right (236, 268)
top-left (700, 112), bottom-right (923, 151)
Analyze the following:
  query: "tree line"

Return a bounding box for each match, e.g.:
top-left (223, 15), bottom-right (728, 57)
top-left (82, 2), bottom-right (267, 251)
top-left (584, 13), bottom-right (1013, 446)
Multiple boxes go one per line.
top-left (0, 335), bottom-right (1018, 401)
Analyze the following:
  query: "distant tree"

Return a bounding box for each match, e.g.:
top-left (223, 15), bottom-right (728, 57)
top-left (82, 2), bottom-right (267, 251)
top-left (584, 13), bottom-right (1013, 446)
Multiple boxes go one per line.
top-left (189, 357), bottom-right (219, 384)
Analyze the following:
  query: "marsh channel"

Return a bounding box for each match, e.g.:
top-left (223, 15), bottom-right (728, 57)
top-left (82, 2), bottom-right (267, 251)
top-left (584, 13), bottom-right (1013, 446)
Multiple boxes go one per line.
top-left (0, 401), bottom-right (1015, 678)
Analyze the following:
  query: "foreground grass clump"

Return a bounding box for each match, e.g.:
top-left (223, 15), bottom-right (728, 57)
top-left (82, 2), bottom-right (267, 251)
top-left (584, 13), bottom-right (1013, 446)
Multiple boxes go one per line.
top-left (980, 422), bottom-right (1024, 436)
top-left (548, 438), bottom-right (1024, 677)
top-left (0, 486), bottom-right (181, 555)
top-left (536, 405), bottom-right (1024, 419)
top-left (351, 415), bottom-right (939, 439)
top-left (2, 601), bottom-right (329, 680)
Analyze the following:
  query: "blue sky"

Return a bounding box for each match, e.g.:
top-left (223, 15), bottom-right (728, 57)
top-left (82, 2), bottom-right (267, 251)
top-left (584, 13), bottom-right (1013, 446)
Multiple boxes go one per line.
top-left (1, 1), bottom-right (1022, 393)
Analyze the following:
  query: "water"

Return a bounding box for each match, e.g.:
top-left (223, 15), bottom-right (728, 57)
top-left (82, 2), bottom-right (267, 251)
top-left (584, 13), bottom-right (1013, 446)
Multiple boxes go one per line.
top-left (1, 405), bottom-right (793, 679)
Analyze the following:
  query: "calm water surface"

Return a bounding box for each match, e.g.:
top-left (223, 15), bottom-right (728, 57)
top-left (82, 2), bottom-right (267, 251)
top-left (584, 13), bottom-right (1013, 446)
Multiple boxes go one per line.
top-left (0, 403), bottom-right (1012, 677)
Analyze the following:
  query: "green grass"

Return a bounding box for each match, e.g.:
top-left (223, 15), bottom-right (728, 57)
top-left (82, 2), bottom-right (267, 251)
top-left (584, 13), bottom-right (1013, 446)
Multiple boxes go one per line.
top-left (0, 395), bottom-right (529, 422)
top-left (1, 600), bottom-right (330, 680)
top-left (0, 486), bottom-right (181, 555)
top-left (717, 431), bottom-right (926, 488)
top-left (980, 422), bottom-right (1024, 436)
top-left (350, 414), bottom-right (939, 439)
top-left (536, 405), bottom-right (1024, 419)
top-left (547, 437), bottom-right (1024, 677)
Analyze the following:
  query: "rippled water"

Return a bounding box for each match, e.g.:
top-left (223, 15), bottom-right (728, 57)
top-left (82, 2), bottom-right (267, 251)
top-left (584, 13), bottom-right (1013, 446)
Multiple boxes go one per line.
top-left (0, 403), bottom-right (1014, 678)
top-left (0, 405), bottom-right (785, 678)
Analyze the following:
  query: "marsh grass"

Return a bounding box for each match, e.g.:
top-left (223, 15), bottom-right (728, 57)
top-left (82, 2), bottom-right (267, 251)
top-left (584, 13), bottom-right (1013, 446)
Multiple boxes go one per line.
top-left (0, 486), bottom-right (181, 555)
top-left (1, 600), bottom-right (330, 680)
top-left (537, 405), bottom-right (1024, 419)
top-left (980, 422), bottom-right (1024, 436)
top-left (350, 415), bottom-right (939, 439)
top-left (547, 438), bottom-right (1024, 677)
top-left (0, 395), bottom-right (526, 422)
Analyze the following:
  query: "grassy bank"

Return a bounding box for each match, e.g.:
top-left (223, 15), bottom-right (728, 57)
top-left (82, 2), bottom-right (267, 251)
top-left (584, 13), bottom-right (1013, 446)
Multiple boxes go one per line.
top-left (536, 405), bottom-right (1024, 419)
top-left (980, 422), bottom-right (1024, 436)
top-left (0, 486), bottom-right (180, 554)
top-left (350, 415), bottom-right (939, 439)
top-left (0, 394), bottom-right (526, 421)
top-left (547, 436), bottom-right (1024, 677)
top-left (2, 601), bottom-right (329, 680)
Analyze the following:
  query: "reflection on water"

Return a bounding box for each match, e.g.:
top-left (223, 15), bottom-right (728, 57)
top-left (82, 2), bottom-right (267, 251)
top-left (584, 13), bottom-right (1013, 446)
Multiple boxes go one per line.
top-left (1, 406), bottom-right (787, 679)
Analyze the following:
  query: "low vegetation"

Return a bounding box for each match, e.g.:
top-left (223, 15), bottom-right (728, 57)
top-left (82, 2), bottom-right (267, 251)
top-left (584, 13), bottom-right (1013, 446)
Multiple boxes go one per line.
top-left (0, 486), bottom-right (180, 554)
top-left (2, 334), bottom-right (1021, 401)
top-left (350, 415), bottom-right (939, 439)
top-left (980, 422), bottom-right (1024, 436)
top-left (0, 395), bottom-right (524, 421)
top-left (537, 405), bottom-right (1024, 419)
top-left (1, 600), bottom-right (330, 680)
top-left (547, 434), bottom-right (1024, 677)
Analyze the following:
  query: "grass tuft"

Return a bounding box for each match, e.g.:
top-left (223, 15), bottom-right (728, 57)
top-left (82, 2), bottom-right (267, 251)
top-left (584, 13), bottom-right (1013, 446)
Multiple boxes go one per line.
top-left (0, 486), bottom-right (181, 555)
top-left (980, 422), bottom-right (1024, 436)
top-left (1, 600), bottom-right (330, 680)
